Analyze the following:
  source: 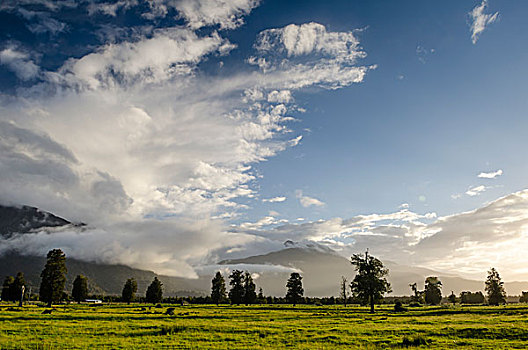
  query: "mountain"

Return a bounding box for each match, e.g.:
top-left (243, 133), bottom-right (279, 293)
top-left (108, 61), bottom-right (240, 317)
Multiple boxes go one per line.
top-left (219, 246), bottom-right (528, 296)
top-left (0, 204), bottom-right (75, 238)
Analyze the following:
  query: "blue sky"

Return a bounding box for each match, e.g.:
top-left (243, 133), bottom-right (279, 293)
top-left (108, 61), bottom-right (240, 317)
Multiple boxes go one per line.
top-left (1, 0), bottom-right (528, 280)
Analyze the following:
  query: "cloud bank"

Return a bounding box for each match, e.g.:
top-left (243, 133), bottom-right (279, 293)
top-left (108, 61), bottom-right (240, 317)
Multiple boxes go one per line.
top-left (0, 1), bottom-right (371, 277)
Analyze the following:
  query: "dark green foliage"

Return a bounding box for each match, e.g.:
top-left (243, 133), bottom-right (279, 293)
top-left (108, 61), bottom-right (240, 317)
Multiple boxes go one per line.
top-left (210, 272), bottom-right (226, 305)
top-left (519, 291), bottom-right (528, 303)
top-left (72, 275), bottom-right (88, 303)
top-left (485, 268), bottom-right (506, 306)
top-left (286, 272), bottom-right (304, 305)
top-left (1, 276), bottom-right (14, 301)
top-left (39, 249), bottom-right (67, 307)
top-left (424, 277), bottom-right (442, 305)
top-left (122, 278), bottom-right (138, 304)
top-left (243, 272), bottom-right (257, 305)
top-left (460, 291), bottom-right (485, 304)
top-left (228, 270), bottom-right (244, 305)
top-left (349, 251), bottom-right (391, 313)
top-left (146, 277), bottom-right (163, 304)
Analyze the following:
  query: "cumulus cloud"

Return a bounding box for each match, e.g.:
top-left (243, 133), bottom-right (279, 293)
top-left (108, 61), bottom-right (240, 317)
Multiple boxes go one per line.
top-left (295, 190), bottom-right (325, 208)
top-left (469, 0), bottom-right (499, 44)
top-left (251, 22), bottom-right (373, 90)
top-left (478, 169), bottom-right (503, 179)
top-left (0, 46), bottom-right (40, 80)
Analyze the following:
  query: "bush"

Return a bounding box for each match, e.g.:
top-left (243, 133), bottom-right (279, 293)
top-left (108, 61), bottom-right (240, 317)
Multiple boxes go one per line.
top-left (394, 300), bottom-right (407, 312)
top-left (402, 335), bottom-right (429, 346)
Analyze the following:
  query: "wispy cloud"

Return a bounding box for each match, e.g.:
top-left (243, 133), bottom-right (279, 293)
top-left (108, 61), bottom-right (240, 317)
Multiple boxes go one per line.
top-left (478, 169), bottom-right (503, 179)
top-left (465, 185), bottom-right (489, 196)
top-left (262, 196), bottom-right (286, 203)
top-left (469, 0), bottom-right (499, 44)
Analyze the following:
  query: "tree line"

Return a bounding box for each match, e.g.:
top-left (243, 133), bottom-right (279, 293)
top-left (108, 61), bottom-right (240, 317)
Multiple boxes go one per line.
top-left (0, 249), bottom-right (513, 312)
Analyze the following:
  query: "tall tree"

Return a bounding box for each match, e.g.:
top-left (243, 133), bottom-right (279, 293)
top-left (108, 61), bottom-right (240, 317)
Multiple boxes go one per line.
top-left (340, 276), bottom-right (348, 307)
top-left (485, 268), bottom-right (506, 305)
top-left (122, 278), bottom-right (138, 304)
top-left (2, 276), bottom-right (14, 302)
top-left (228, 270), bottom-right (244, 305)
top-left (424, 277), bottom-right (442, 305)
top-left (211, 272), bottom-right (226, 305)
top-left (72, 275), bottom-right (88, 303)
top-left (146, 277), bottom-right (163, 304)
top-left (349, 251), bottom-right (391, 313)
top-left (12, 272), bottom-right (26, 306)
top-left (243, 271), bottom-right (257, 305)
top-left (257, 287), bottom-right (265, 304)
top-left (39, 249), bottom-right (67, 307)
top-left (285, 272), bottom-right (304, 306)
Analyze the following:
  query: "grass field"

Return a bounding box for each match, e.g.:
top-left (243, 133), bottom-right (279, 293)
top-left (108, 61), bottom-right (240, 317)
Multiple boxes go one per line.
top-left (2, 303), bottom-right (528, 349)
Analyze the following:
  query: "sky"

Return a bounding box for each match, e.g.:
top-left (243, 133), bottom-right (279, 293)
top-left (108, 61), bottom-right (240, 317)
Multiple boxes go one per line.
top-left (1, 0), bottom-right (528, 281)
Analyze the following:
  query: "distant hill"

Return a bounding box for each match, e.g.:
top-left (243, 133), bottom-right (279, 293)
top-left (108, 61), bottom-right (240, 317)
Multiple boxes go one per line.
top-left (0, 251), bottom-right (208, 297)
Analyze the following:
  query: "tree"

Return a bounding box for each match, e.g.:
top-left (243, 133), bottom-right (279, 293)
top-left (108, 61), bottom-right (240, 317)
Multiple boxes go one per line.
top-left (243, 271), bottom-right (257, 305)
top-left (228, 270), bottom-right (244, 305)
top-left (349, 251), bottom-right (391, 313)
top-left (285, 272), bottom-right (304, 306)
top-left (448, 291), bottom-right (457, 305)
top-left (340, 276), bottom-right (348, 307)
top-left (39, 249), bottom-right (67, 307)
top-left (519, 291), bottom-right (528, 303)
top-left (121, 278), bottom-right (138, 304)
top-left (11, 272), bottom-right (26, 305)
top-left (257, 287), bottom-right (265, 304)
top-left (211, 272), bottom-right (226, 305)
top-left (460, 291), bottom-right (485, 304)
top-left (424, 276), bottom-right (442, 305)
top-left (2, 276), bottom-right (14, 302)
top-left (146, 277), bottom-right (163, 304)
top-left (72, 275), bottom-right (88, 303)
top-left (485, 268), bottom-right (506, 305)
top-left (409, 283), bottom-right (424, 304)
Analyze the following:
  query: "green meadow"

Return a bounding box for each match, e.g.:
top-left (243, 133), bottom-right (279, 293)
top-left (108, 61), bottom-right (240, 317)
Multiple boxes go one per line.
top-left (2, 303), bottom-right (528, 349)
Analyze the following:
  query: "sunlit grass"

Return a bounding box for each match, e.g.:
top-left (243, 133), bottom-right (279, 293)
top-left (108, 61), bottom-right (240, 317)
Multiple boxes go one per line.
top-left (2, 303), bottom-right (528, 348)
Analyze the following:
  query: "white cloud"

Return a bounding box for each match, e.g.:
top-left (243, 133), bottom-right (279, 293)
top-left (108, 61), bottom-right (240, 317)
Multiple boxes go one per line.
top-left (296, 190), bottom-right (325, 208)
top-left (252, 22), bottom-right (374, 90)
top-left (465, 185), bottom-right (488, 196)
top-left (0, 46), bottom-right (40, 80)
top-left (267, 90), bottom-right (292, 103)
top-left (56, 28), bottom-right (232, 89)
top-left (469, 0), bottom-right (499, 44)
top-left (142, 0), bottom-right (259, 29)
top-left (478, 169), bottom-right (503, 179)
top-left (262, 196), bottom-right (286, 203)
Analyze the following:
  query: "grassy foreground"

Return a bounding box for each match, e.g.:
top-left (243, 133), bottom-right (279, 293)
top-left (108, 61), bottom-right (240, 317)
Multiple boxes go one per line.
top-left (2, 303), bottom-right (528, 349)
